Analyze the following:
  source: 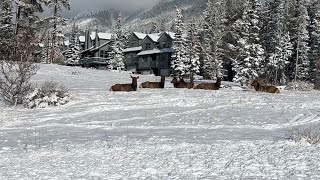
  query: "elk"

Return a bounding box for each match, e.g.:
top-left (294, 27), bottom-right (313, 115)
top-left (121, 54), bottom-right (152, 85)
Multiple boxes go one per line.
top-left (194, 77), bottom-right (222, 90)
top-left (110, 76), bottom-right (139, 92)
top-left (139, 76), bottom-right (165, 89)
top-left (251, 79), bottom-right (280, 94)
top-left (171, 77), bottom-right (195, 89)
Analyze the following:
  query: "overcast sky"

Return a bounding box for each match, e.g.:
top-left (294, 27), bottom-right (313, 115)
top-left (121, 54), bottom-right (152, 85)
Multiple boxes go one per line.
top-left (68, 0), bottom-right (159, 12)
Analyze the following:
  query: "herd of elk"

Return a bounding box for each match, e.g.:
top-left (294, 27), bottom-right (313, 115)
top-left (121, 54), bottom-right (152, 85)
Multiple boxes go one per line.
top-left (110, 75), bottom-right (280, 94)
top-left (110, 76), bottom-right (139, 92)
top-left (139, 76), bottom-right (165, 89)
top-left (251, 79), bottom-right (280, 94)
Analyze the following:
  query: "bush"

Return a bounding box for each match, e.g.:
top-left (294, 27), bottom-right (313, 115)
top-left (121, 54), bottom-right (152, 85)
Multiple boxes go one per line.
top-left (0, 61), bottom-right (39, 106)
top-left (285, 81), bottom-right (315, 91)
top-left (24, 81), bottom-right (70, 109)
top-left (289, 125), bottom-right (320, 145)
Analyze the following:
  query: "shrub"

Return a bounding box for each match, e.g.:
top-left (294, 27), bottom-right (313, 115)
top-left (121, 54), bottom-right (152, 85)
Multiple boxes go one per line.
top-left (24, 81), bottom-right (70, 109)
top-left (0, 61), bottom-right (39, 106)
top-left (289, 125), bottom-right (320, 145)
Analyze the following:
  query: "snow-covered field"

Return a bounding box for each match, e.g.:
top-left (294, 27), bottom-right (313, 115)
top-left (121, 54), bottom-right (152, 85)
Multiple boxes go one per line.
top-left (1, 64), bottom-right (320, 179)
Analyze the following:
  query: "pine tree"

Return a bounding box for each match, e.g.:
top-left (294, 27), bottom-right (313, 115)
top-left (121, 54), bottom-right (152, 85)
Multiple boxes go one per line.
top-left (150, 22), bottom-right (157, 33)
top-left (159, 19), bottom-right (166, 32)
top-left (185, 22), bottom-right (201, 82)
top-left (65, 23), bottom-right (81, 65)
top-left (307, 0), bottom-right (320, 83)
top-left (171, 7), bottom-right (187, 77)
top-left (110, 14), bottom-right (125, 70)
top-left (232, 0), bottom-right (265, 85)
top-left (45, 0), bottom-right (70, 64)
top-left (287, 0), bottom-right (310, 81)
top-left (263, 0), bottom-right (293, 84)
top-left (0, 0), bottom-right (14, 48)
top-left (202, 0), bottom-right (227, 79)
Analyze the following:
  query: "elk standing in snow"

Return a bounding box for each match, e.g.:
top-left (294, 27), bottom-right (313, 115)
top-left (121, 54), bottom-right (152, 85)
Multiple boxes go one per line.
top-left (139, 76), bottom-right (165, 89)
top-left (251, 79), bottom-right (280, 94)
top-left (110, 76), bottom-right (139, 92)
top-left (194, 77), bottom-right (222, 90)
top-left (171, 77), bottom-right (195, 89)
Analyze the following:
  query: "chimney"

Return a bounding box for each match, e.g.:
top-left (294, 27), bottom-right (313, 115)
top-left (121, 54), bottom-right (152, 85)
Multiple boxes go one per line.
top-left (95, 28), bottom-right (99, 48)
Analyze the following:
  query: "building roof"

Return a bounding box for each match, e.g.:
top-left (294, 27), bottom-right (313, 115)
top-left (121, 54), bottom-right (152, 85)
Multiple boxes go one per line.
top-left (133, 32), bottom-right (148, 40)
top-left (90, 41), bottom-right (112, 52)
top-left (123, 46), bottom-right (142, 53)
top-left (80, 46), bottom-right (94, 54)
top-left (79, 36), bottom-right (85, 43)
top-left (137, 48), bottom-right (174, 56)
top-left (90, 32), bottom-right (113, 40)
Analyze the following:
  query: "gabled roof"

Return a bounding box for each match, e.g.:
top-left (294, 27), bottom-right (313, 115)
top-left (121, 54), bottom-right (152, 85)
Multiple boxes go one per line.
top-left (133, 32), bottom-right (147, 40)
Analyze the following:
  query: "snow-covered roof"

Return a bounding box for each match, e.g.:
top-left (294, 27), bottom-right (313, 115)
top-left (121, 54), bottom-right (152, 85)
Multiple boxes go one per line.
top-left (80, 46), bottom-right (94, 54)
top-left (79, 36), bottom-right (85, 43)
top-left (148, 34), bottom-right (161, 42)
top-left (137, 48), bottom-right (174, 56)
top-left (90, 32), bottom-right (113, 40)
top-left (123, 46), bottom-right (142, 53)
top-left (165, 32), bottom-right (175, 40)
top-left (133, 32), bottom-right (147, 40)
top-left (38, 43), bottom-right (45, 48)
top-left (90, 41), bottom-right (112, 52)
top-left (64, 40), bottom-right (70, 46)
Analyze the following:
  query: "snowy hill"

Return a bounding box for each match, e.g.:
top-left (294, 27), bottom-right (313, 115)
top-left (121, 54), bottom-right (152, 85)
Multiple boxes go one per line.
top-left (0, 64), bottom-right (320, 179)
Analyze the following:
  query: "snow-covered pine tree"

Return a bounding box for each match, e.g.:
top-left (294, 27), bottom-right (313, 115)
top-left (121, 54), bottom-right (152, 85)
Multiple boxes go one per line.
top-left (307, 0), bottom-right (320, 83)
top-left (159, 19), bottom-right (166, 32)
top-left (185, 22), bottom-right (201, 83)
top-left (65, 23), bottom-right (80, 65)
top-left (110, 14), bottom-right (125, 70)
top-left (287, 0), bottom-right (310, 81)
top-left (0, 0), bottom-right (14, 48)
top-left (201, 0), bottom-right (227, 80)
top-left (45, 0), bottom-right (70, 64)
top-left (263, 0), bottom-right (293, 85)
top-left (150, 22), bottom-right (157, 33)
top-left (232, 0), bottom-right (265, 85)
top-left (171, 7), bottom-right (187, 77)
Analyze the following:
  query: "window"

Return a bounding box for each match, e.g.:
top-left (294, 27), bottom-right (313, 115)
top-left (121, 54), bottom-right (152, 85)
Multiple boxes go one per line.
top-left (100, 50), bottom-right (109, 58)
top-left (146, 43), bottom-right (151, 50)
top-left (162, 41), bottom-right (167, 48)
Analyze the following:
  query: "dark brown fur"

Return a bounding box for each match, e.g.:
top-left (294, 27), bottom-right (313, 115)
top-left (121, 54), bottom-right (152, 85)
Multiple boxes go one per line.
top-left (195, 77), bottom-right (222, 90)
top-left (171, 77), bottom-right (194, 89)
top-left (251, 80), bottom-right (280, 94)
top-left (139, 76), bottom-right (165, 89)
top-left (110, 76), bottom-right (139, 92)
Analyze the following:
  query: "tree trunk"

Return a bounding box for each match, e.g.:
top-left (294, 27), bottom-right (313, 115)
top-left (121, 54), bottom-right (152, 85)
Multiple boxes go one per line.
top-left (315, 60), bottom-right (320, 90)
top-left (50, 0), bottom-right (58, 64)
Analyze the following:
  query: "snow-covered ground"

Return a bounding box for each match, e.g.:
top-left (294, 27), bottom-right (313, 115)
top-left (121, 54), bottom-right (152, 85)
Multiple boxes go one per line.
top-left (1, 64), bottom-right (320, 179)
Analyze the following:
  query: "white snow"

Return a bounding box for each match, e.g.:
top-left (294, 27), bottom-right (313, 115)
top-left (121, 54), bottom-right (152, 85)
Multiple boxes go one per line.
top-left (133, 32), bottom-right (148, 40)
top-left (0, 64), bottom-right (320, 179)
top-left (137, 48), bottom-right (174, 56)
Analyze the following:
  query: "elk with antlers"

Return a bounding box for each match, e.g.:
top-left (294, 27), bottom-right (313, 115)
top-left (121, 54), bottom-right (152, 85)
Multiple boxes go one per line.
top-left (171, 77), bottom-right (195, 89)
top-left (251, 79), bottom-right (280, 94)
top-left (139, 76), bottom-right (165, 89)
top-left (110, 76), bottom-right (139, 92)
top-left (194, 77), bottom-right (222, 90)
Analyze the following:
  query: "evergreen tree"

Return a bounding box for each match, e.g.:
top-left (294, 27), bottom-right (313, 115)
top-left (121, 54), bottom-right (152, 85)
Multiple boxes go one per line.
top-left (150, 22), bottom-right (157, 33)
top-left (171, 7), bottom-right (187, 77)
top-left (110, 14), bottom-right (125, 70)
top-left (287, 0), bottom-right (310, 81)
top-left (232, 0), bottom-right (265, 85)
top-left (263, 0), bottom-right (293, 84)
top-left (185, 22), bottom-right (201, 82)
top-left (159, 19), bottom-right (166, 32)
top-left (45, 0), bottom-right (70, 63)
top-left (65, 23), bottom-right (81, 65)
top-left (0, 0), bottom-right (14, 48)
top-left (307, 0), bottom-right (320, 82)
top-left (202, 0), bottom-right (226, 79)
